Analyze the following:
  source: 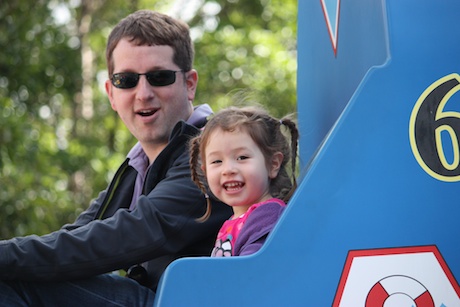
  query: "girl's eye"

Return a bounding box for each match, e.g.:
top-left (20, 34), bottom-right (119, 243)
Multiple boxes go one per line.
top-left (210, 160), bottom-right (222, 164)
top-left (237, 156), bottom-right (249, 161)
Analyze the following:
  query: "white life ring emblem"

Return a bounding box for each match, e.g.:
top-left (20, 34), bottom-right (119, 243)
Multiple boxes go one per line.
top-left (365, 275), bottom-right (434, 307)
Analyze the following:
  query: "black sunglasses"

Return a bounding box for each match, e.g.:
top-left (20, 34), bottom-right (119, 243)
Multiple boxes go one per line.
top-left (111, 70), bottom-right (184, 89)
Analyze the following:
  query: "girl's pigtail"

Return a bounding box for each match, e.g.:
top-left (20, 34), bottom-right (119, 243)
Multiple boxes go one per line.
top-left (189, 137), bottom-right (212, 222)
top-left (280, 117), bottom-right (299, 199)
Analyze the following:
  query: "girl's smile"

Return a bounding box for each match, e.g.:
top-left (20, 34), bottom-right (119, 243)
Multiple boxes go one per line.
top-left (204, 127), bottom-right (279, 217)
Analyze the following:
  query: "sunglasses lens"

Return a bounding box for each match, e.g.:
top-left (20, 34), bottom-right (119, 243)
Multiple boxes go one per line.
top-left (146, 71), bottom-right (177, 86)
top-left (111, 70), bottom-right (180, 89)
top-left (111, 73), bottom-right (139, 89)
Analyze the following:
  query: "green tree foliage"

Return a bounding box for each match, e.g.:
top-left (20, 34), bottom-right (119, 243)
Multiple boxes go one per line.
top-left (0, 0), bottom-right (297, 239)
top-left (191, 0), bottom-right (297, 116)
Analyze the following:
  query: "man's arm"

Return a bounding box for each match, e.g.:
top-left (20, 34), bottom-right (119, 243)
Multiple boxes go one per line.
top-left (0, 151), bottom-right (229, 283)
top-left (59, 190), bottom-right (107, 231)
top-left (61, 158), bottom-right (137, 231)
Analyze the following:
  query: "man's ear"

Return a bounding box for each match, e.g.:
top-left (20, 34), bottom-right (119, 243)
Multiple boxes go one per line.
top-left (105, 79), bottom-right (117, 111)
top-left (269, 152), bottom-right (284, 179)
top-left (186, 69), bottom-right (198, 101)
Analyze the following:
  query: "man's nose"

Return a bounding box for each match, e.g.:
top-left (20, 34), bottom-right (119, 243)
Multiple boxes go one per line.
top-left (135, 76), bottom-right (154, 100)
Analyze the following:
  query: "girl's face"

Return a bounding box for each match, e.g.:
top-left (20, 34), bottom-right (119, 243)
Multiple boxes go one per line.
top-left (203, 127), bottom-right (282, 217)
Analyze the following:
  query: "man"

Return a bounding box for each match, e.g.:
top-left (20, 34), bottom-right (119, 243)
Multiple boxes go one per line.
top-left (0, 10), bottom-right (231, 306)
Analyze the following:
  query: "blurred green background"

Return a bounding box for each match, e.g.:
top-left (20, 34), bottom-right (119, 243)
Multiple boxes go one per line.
top-left (0, 0), bottom-right (297, 238)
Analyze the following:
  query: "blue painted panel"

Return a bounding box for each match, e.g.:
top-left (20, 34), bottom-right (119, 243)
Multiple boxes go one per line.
top-left (154, 0), bottom-right (460, 306)
top-left (297, 0), bottom-right (388, 165)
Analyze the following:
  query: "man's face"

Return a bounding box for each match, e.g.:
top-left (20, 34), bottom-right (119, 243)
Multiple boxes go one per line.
top-left (105, 38), bottom-right (197, 161)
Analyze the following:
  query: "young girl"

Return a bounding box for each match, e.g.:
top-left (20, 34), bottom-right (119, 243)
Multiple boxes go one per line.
top-left (189, 105), bottom-right (299, 256)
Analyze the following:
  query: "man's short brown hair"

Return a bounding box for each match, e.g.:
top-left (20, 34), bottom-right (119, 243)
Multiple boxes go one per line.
top-left (106, 10), bottom-right (194, 76)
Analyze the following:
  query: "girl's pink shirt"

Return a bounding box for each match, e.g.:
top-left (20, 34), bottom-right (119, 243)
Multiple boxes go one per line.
top-left (211, 198), bottom-right (286, 257)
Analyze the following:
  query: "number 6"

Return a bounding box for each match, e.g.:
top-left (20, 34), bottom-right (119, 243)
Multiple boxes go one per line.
top-left (409, 73), bottom-right (460, 182)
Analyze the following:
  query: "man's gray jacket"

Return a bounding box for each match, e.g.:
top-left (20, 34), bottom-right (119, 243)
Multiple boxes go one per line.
top-left (0, 119), bottom-right (232, 290)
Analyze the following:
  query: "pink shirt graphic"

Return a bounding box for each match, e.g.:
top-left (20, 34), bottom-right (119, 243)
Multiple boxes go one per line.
top-left (211, 198), bottom-right (286, 257)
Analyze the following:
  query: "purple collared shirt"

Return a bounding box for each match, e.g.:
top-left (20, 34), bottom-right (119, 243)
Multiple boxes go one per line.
top-left (127, 104), bottom-right (212, 210)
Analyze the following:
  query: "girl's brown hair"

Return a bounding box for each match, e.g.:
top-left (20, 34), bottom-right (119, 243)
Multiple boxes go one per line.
top-left (189, 105), bottom-right (299, 222)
